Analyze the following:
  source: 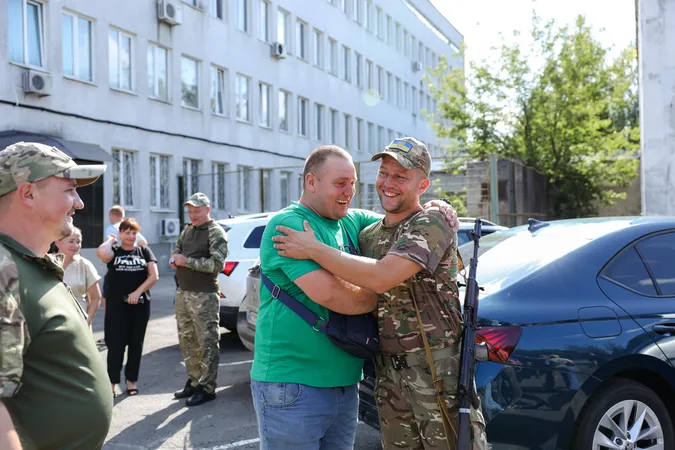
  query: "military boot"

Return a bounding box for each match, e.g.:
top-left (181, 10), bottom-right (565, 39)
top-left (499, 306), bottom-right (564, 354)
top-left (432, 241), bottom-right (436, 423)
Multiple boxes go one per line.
top-left (174, 379), bottom-right (196, 399)
top-left (186, 385), bottom-right (216, 407)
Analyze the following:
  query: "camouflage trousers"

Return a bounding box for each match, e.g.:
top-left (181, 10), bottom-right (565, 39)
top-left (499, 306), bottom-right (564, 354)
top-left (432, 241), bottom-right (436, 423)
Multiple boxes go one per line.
top-left (175, 289), bottom-right (220, 394)
top-left (375, 346), bottom-right (488, 450)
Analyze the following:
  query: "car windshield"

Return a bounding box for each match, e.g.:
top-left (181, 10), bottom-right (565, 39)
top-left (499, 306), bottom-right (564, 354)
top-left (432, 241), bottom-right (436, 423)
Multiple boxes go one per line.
top-left (458, 221), bottom-right (630, 294)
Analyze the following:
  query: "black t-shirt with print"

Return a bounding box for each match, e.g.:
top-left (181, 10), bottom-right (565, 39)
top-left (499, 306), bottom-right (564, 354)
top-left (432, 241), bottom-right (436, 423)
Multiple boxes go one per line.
top-left (106, 246), bottom-right (157, 301)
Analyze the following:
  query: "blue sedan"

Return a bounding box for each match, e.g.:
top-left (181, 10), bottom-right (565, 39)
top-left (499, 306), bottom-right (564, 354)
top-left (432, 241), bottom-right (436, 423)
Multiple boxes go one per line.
top-left (360, 217), bottom-right (675, 450)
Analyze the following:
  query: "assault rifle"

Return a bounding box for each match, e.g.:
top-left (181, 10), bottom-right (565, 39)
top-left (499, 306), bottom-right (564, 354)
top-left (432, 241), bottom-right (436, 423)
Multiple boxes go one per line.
top-left (457, 218), bottom-right (485, 449)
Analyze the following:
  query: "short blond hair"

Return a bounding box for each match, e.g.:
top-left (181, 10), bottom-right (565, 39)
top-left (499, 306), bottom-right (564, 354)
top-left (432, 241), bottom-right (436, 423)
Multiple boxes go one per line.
top-left (109, 205), bottom-right (125, 218)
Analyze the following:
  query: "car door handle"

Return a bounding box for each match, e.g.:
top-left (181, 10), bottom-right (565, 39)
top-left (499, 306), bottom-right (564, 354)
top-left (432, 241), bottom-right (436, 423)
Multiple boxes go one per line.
top-left (653, 324), bottom-right (675, 335)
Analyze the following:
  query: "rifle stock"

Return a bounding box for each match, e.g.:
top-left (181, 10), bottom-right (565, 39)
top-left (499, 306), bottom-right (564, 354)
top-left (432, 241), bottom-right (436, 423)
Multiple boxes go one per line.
top-left (457, 218), bottom-right (482, 449)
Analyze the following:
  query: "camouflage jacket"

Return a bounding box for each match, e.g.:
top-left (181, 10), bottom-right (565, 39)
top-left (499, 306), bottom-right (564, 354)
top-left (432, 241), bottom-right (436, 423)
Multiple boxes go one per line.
top-left (358, 208), bottom-right (461, 355)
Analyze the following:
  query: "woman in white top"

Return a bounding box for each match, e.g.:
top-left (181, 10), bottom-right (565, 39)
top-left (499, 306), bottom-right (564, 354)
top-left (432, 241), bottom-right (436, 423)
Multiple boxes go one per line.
top-left (55, 227), bottom-right (102, 326)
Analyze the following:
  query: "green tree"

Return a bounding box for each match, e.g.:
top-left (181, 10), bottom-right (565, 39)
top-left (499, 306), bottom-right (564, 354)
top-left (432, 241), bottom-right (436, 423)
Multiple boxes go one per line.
top-left (428, 15), bottom-right (639, 218)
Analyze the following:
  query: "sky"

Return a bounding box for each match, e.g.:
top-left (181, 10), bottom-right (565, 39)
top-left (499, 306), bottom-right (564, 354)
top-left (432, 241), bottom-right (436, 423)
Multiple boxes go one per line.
top-left (430, 0), bottom-right (637, 66)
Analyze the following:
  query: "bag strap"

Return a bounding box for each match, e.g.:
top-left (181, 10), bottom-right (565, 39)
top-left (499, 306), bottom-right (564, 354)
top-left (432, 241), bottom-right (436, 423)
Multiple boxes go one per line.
top-left (260, 273), bottom-right (329, 333)
top-left (412, 296), bottom-right (458, 444)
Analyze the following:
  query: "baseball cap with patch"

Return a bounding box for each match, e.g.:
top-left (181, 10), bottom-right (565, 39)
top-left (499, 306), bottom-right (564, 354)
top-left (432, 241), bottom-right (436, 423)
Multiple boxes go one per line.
top-left (184, 192), bottom-right (211, 207)
top-left (371, 137), bottom-right (432, 176)
top-left (0, 141), bottom-right (107, 197)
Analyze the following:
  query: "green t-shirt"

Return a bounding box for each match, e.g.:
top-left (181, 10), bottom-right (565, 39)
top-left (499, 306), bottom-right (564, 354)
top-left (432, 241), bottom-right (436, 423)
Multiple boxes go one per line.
top-left (250, 202), bottom-right (380, 387)
top-left (0, 235), bottom-right (113, 450)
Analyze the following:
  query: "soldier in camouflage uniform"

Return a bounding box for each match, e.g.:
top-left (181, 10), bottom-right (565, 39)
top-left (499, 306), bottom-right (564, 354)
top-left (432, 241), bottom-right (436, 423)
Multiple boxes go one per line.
top-left (272, 138), bottom-right (487, 449)
top-left (0, 142), bottom-right (112, 449)
top-left (170, 192), bottom-right (229, 406)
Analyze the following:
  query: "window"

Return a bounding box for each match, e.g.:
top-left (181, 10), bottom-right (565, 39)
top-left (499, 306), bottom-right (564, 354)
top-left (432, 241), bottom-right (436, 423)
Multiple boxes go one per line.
top-left (342, 45), bottom-right (351, 82)
top-left (257, 0), bottom-right (269, 42)
top-left (108, 28), bottom-right (133, 90)
top-left (328, 38), bottom-right (338, 75)
top-left (412, 36), bottom-right (417, 60)
top-left (277, 9), bottom-right (290, 52)
top-left (419, 42), bottom-right (424, 65)
top-left (183, 158), bottom-right (201, 201)
top-left (184, 0), bottom-right (197, 5)
top-left (404, 82), bottom-right (410, 110)
top-left (181, 56), bottom-right (199, 108)
top-left (366, 60), bottom-right (373, 90)
top-left (636, 233), bottom-right (675, 295)
top-left (211, 162), bottom-right (228, 210)
top-left (344, 114), bottom-right (351, 149)
top-left (150, 154), bottom-right (171, 209)
top-left (339, 0), bottom-right (347, 13)
top-left (329, 109), bottom-right (338, 143)
top-left (237, 0), bottom-right (248, 32)
top-left (403, 30), bottom-right (409, 57)
top-left (210, 0), bottom-right (223, 19)
top-left (296, 20), bottom-right (307, 59)
top-left (386, 15), bottom-right (393, 44)
top-left (236, 74), bottom-right (250, 121)
top-left (378, 126), bottom-right (385, 149)
top-left (262, 169), bottom-right (272, 211)
top-left (314, 103), bottom-right (324, 140)
top-left (313, 29), bottom-right (323, 67)
top-left (356, 118), bottom-right (364, 152)
top-left (280, 171), bottom-right (292, 207)
top-left (8, 0), bottom-right (44, 66)
top-left (259, 82), bottom-right (271, 127)
top-left (388, 128), bottom-right (394, 143)
top-left (396, 23), bottom-right (402, 52)
top-left (412, 86), bottom-right (417, 115)
top-left (376, 7), bottom-right (383, 39)
top-left (244, 226), bottom-right (265, 248)
top-left (352, 0), bottom-right (359, 22)
top-left (355, 52), bottom-right (363, 87)
top-left (367, 122), bottom-right (375, 153)
top-left (298, 97), bottom-right (308, 137)
top-left (603, 247), bottom-right (657, 296)
top-left (377, 66), bottom-right (384, 97)
top-left (279, 90), bottom-right (290, 131)
top-left (238, 166), bottom-right (252, 211)
top-left (112, 149), bottom-right (136, 207)
top-left (210, 66), bottom-right (226, 115)
top-left (396, 78), bottom-right (402, 108)
top-left (364, 0), bottom-right (371, 30)
top-left (147, 44), bottom-right (168, 101)
top-left (386, 72), bottom-right (393, 102)
top-left (62, 13), bottom-right (92, 81)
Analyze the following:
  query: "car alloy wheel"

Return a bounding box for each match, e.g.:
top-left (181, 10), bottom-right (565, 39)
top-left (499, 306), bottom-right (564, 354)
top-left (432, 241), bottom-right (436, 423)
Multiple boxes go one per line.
top-left (593, 399), bottom-right (663, 450)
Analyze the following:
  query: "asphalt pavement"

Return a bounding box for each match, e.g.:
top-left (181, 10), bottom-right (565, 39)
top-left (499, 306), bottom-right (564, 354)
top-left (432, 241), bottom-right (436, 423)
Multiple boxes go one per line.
top-left (93, 278), bottom-right (381, 450)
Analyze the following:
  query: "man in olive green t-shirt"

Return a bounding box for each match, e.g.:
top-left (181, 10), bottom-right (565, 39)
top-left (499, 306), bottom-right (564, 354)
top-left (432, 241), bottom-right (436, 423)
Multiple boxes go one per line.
top-left (0, 142), bottom-right (112, 450)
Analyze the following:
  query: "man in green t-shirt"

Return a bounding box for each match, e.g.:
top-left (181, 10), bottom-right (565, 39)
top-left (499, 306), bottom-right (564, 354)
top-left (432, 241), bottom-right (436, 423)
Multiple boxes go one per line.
top-left (0, 142), bottom-right (112, 450)
top-left (251, 144), bottom-right (458, 449)
top-left (272, 138), bottom-right (487, 450)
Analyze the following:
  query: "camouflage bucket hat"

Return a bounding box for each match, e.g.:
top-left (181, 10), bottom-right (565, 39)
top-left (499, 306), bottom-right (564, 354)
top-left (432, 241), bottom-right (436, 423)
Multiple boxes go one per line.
top-left (0, 142), bottom-right (107, 197)
top-left (371, 137), bottom-right (432, 176)
top-left (184, 192), bottom-right (211, 207)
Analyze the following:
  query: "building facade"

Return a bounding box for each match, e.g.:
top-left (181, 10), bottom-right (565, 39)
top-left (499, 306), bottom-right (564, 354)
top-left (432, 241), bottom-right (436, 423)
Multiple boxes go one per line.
top-left (639, 0), bottom-right (674, 215)
top-left (1, 0), bottom-right (463, 253)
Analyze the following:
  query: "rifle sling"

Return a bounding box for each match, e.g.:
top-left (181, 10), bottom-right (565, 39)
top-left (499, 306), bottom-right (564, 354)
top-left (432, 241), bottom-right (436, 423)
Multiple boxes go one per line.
top-left (412, 297), bottom-right (458, 444)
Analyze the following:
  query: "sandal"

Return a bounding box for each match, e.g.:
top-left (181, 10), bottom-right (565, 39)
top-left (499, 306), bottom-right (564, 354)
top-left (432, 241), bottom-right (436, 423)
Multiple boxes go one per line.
top-left (127, 388), bottom-right (139, 396)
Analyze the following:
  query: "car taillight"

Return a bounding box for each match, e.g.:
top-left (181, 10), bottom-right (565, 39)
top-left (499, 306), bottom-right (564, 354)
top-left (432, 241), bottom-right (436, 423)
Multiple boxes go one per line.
top-left (475, 326), bottom-right (522, 364)
top-left (222, 261), bottom-right (239, 276)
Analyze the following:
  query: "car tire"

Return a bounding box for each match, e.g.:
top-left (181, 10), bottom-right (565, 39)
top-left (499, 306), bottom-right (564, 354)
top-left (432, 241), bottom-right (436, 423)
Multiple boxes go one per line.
top-left (572, 378), bottom-right (673, 450)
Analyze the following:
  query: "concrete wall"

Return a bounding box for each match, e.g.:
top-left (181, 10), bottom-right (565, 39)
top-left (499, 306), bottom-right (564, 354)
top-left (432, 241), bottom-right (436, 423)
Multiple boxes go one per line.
top-left (639, 0), bottom-right (675, 215)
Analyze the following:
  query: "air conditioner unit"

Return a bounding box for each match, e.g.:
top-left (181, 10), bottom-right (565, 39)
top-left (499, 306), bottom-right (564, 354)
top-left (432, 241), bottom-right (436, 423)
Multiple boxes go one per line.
top-left (271, 42), bottom-right (287, 59)
top-left (160, 218), bottom-right (181, 237)
top-left (158, 0), bottom-right (182, 26)
top-left (411, 61), bottom-right (422, 72)
top-left (22, 70), bottom-right (52, 96)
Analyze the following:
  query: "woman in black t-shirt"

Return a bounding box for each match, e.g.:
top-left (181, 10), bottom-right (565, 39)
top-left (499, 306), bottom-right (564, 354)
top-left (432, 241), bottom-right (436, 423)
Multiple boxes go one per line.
top-left (96, 218), bottom-right (159, 397)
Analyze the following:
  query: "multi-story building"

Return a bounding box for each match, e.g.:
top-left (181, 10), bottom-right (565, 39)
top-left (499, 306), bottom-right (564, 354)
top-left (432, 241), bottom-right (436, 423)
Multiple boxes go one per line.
top-left (0, 0), bottom-right (463, 262)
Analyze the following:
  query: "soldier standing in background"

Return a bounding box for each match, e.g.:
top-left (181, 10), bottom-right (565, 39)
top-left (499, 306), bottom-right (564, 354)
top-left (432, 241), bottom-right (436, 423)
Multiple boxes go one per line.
top-left (170, 192), bottom-right (229, 407)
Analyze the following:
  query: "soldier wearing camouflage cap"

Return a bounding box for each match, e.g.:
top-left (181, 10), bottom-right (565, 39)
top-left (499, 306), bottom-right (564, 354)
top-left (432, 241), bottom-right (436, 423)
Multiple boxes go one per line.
top-left (170, 192), bottom-right (229, 406)
top-left (0, 142), bottom-right (112, 449)
top-left (272, 137), bottom-right (487, 449)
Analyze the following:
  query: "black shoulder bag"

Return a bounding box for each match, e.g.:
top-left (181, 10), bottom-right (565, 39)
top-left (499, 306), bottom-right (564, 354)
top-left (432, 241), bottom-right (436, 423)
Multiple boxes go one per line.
top-left (260, 232), bottom-right (379, 359)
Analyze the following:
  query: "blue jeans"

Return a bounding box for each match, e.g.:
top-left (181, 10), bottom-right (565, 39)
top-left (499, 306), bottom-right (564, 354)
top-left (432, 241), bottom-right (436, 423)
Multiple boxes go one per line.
top-left (250, 380), bottom-right (358, 450)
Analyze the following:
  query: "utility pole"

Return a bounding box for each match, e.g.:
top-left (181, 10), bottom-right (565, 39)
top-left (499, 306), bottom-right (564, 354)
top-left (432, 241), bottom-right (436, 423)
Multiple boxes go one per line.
top-left (489, 154), bottom-right (499, 224)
